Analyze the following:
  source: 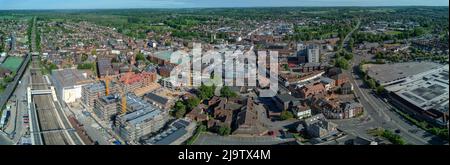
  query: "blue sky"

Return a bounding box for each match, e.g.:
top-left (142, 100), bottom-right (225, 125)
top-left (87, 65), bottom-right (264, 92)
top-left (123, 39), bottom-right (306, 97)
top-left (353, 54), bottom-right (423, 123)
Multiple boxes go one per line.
top-left (0, 0), bottom-right (448, 10)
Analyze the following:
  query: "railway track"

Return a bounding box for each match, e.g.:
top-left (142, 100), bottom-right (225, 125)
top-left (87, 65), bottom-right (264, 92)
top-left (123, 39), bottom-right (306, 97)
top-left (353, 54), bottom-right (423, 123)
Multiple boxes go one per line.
top-left (30, 56), bottom-right (72, 145)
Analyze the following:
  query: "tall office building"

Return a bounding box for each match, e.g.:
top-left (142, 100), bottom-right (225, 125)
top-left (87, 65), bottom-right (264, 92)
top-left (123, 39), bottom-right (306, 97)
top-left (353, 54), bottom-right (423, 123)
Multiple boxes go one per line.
top-left (307, 44), bottom-right (320, 63)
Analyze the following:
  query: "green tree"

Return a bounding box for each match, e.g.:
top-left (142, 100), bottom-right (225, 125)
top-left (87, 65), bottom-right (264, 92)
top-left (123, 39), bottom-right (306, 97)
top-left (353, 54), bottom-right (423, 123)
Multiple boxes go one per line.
top-left (175, 108), bottom-right (186, 119)
top-left (186, 97), bottom-right (201, 110)
top-left (136, 52), bottom-right (145, 61)
top-left (218, 126), bottom-right (231, 136)
top-left (91, 49), bottom-right (97, 55)
top-left (173, 100), bottom-right (187, 118)
top-left (382, 130), bottom-right (406, 145)
top-left (344, 52), bottom-right (353, 60)
top-left (3, 76), bottom-right (13, 83)
top-left (81, 54), bottom-right (88, 62)
top-left (77, 63), bottom-right (94, 70)
top-left (198, 84), bottom-right (215, 100)
top-left (367, 78), bottom-right (377, 89)
top-left (220, 86), bottom-right (237, 98)
top-left (335, 57), bottom-right (349, 70)
top-left (376, 85), bottom-right (385, 94)
top-left (283, 64), bottom-right (289, 71)
top-left (280, 110), bottom-right (294, 120)
top-left (48, 63), bottom-right (58, 71)
top-left (0, 83), bottom-right (6, 92)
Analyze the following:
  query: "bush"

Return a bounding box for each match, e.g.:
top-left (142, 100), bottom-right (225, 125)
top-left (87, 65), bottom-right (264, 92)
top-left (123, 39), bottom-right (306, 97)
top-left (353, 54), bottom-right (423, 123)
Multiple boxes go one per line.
top-left (382, 130), bottom-right (406, 145)
top-left (280, 110), bottom-right (294, 120)
top-left (218, 126), bottom-right (231, 136)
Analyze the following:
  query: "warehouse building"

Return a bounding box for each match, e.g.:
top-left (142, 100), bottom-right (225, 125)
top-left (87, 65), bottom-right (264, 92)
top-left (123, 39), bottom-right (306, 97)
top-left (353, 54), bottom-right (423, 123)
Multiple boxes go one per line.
top-left (51, 68), bottom-right (94, 103)
top-left (385, 64), bottom-right (449, 127)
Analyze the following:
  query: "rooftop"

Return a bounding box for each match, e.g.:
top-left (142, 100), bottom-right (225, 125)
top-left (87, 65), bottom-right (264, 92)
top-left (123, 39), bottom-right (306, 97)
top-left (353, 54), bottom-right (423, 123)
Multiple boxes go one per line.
top-left (365, 62), bottom-right (443, 85)
top-left (145, 93), bottom-right (169, 105)
top-left (120, 94), bottom-right (164, 126)
top-left (276, 93), bottom-right (298, 103)
top-left (52, 68), bottom-right (91, 87)
top-left (385, 64), bottom-right (449, 113)
top-left (145, 119), bottom-right (191, 145)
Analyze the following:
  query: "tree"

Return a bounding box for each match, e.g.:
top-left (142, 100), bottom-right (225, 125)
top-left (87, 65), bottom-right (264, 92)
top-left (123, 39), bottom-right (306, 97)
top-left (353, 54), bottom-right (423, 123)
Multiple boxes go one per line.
top-left (91, 49), bottom-right (97, 55)
top-left (175, 108), bottom-right (186, 119)
top-left (136, 52), bottom-right (145, 61)
top-left (81, 54), bottom-right (88, 62)
top-left (376, 85), bottom-right (385, 94)
top-left (48, 63), bottom-right (58, 71)
top-left (198, 84), bottom-right (215, 100)
top-left (220, 86), bottom-right (237, 98)
top-left (283, 64), bottom-right (289, 71)
top-left (186, 97), bottom-right (201, 110)
top-left (344, 52), bottom-right (353, 60)
top-left (77, 63), bottom-right (94, 70)
top-left (280, 110), bottom-right (294, 120)
top-left (0, 83), bottom-right (6, 92)
top-left (348, 37), bottom-right (354, 50)
top-left (382, 130), bottom-right (406, 145)
top-left (367, 78), bottom-right (377, 89)
top-left (218, 126), bottom-right (231, 136)
top-left (3, 76), bottom-right (13, 83)
top-left (173, 100), bottom-right (187, 118)
top-left (335, 57), bottom-right (349, 70)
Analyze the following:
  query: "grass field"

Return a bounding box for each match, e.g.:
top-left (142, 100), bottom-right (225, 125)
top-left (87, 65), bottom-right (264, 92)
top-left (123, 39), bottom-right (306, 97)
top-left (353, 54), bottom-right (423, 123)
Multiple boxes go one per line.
top-left (0, 56), bottom-right (24, 72)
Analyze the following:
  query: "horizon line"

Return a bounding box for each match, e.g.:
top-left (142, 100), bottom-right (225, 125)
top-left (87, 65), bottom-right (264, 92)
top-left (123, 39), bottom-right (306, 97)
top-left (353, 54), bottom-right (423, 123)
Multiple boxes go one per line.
top-left (0, 5), bottom-right (448, 11)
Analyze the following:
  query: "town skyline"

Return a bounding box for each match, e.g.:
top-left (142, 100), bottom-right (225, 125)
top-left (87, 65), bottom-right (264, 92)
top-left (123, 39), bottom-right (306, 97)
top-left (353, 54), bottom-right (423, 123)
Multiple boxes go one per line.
top-left (0, 0), bottom-right (448, 10)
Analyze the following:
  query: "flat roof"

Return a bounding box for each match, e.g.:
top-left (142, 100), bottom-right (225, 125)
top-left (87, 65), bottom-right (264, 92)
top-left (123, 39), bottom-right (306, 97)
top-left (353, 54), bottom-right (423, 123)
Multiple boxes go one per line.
top-left (365, 62), bottom-right (442, 85)
top-left (385, 64), bottom-right (449, 113)
top-left (146, 119), bottom-right (191, 145)
top-left (52, 68), bottom-right (90, 87)
top-left (152, 51), bottom-right (173, 61)
top-left (120, 95), bottom-right (164, 125)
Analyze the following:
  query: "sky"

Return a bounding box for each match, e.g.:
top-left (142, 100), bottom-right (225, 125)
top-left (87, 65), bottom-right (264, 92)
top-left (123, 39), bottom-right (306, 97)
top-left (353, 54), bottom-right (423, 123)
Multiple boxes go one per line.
top-left (0, 0), bottom-right (448, 10)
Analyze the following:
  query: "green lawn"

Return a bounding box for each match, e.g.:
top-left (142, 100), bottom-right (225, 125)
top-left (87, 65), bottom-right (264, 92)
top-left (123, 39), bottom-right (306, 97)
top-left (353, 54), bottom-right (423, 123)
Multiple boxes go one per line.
top-left (1, 56), bottom-right (24, 72)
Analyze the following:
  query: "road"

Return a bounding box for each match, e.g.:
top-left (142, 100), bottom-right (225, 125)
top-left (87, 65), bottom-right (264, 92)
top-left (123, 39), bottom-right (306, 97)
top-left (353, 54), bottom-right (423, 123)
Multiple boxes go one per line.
top-left (3, 67), bottom-right (32, 144)
top-left (333, 48), bottom-right (447, 145)
top-left (341, 18), bottom-right (361, 51)
top-left (0, 17), bottom-right (34, 145)
top-left (329, 18), bottom-right (447, 145)
top-left (0, 131), bottom-right (13, 144)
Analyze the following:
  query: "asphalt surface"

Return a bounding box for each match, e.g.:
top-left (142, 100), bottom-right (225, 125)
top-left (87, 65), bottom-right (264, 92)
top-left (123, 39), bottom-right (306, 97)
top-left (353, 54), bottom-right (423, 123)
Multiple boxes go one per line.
top-left (333, 51), bottom-right (447, 145)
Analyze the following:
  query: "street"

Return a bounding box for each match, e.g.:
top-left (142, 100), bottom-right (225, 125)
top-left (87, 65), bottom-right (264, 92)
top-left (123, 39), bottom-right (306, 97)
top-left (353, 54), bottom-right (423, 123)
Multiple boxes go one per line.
top-left (333, 50), bottom-right (447, 145)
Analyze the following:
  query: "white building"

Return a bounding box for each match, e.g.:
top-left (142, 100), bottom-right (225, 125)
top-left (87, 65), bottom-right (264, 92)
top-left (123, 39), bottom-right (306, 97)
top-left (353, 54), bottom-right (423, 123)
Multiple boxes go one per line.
top-left (51, 68), bottom-right (94, 103)
top-left (307, 45), bottom-right (320, 63)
